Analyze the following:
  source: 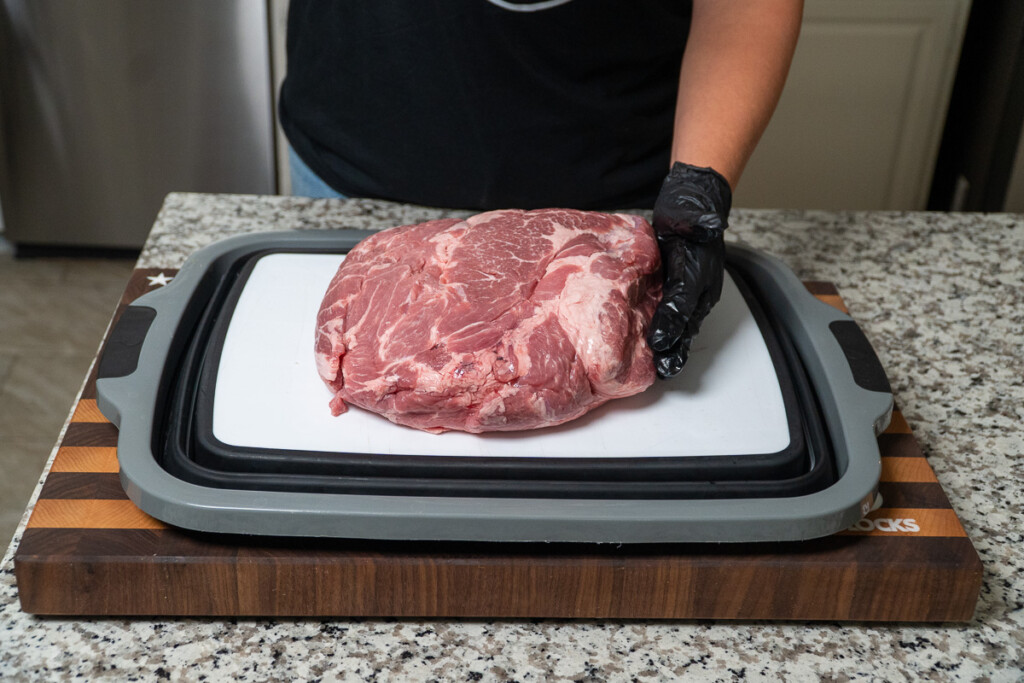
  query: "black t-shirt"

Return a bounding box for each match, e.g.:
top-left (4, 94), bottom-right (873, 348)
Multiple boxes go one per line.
top-left (279, 0), bottom-right (692, 210)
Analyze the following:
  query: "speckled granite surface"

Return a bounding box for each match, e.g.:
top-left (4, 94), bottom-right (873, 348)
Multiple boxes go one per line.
top-left (2, 193), bottom-right (1022, 681)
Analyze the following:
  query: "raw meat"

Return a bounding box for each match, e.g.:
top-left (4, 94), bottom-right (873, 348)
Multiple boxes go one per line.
top-left (314, 208), bottom-right (661, 433)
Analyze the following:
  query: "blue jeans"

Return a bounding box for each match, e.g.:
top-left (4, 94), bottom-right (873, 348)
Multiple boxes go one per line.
top-left (289, 146), bottom-right (348, 199)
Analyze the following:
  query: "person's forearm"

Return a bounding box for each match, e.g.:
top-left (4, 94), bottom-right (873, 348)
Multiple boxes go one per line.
top-left (671, 0), bottom-right (803, 190)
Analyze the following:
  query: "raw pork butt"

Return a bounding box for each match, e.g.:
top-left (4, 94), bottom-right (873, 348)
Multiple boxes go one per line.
top-left (314, 208), bottom-right (662, 433)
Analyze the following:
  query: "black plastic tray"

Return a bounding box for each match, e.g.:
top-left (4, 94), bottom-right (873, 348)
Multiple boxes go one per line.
top-left (153, 248), bottom-right (835, 500)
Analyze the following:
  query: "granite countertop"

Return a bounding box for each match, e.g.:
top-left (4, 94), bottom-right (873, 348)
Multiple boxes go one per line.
top-left (2, 193), bottom-right (1022, 680)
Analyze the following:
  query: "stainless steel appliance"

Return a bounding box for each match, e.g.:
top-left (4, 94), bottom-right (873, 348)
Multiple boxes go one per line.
top-left (0, 0), bottom-right (276, 249)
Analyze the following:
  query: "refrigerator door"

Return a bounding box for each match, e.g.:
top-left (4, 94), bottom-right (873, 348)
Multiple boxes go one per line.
top-left (0, 0), bottom-right (275, 249)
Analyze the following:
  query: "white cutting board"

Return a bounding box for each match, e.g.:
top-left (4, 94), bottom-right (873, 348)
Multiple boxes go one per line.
top-left (212, 253), bottom-right (789, 458)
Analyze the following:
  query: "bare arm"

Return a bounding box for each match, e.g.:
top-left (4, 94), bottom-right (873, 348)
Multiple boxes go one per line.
top-left (671, 0), bottom-right (804, 189)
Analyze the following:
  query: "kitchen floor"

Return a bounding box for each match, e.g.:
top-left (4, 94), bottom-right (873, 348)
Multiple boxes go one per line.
top-left (0, 236), bottom-right (136, 546)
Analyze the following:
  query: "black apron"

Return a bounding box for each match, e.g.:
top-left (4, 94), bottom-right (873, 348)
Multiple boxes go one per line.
top-left (279, 0), bottom-right (691, 209)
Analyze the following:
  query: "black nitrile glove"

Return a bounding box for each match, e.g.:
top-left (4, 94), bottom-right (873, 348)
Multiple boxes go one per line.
top-left (648, 162), bottom-right (733, 379)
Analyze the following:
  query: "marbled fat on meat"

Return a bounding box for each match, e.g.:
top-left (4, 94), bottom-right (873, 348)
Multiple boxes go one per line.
top-left (314, 208), bottom-right (662, 433)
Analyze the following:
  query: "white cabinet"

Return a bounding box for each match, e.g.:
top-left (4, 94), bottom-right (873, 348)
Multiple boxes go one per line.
top-left (733, 0), bottom-right (971, 211)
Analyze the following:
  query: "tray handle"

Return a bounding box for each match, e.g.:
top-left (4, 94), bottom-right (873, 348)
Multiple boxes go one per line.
top-left (97, 306), bottom-right (158, 380)
top-left (828, 320), bottom-right (891, 395)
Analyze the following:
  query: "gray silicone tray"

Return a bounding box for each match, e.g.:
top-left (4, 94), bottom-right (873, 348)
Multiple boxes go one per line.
top-left (96, 231), bottom-right (893, 543)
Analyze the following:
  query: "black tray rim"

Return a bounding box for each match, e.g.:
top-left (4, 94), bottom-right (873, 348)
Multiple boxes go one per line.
top-left (149, 244), bottom-right (835, 499)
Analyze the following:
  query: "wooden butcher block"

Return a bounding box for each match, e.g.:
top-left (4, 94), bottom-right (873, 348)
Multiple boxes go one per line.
top-left (13, 269), bottom-right (982, 621)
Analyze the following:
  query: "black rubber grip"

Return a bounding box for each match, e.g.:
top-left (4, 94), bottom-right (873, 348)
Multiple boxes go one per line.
top-left (97, 306), bottom-right (157, 379)
top-left (829, 320), bottom-right (891, 394)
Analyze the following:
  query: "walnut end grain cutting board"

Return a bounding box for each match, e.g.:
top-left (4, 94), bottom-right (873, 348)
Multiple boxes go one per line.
top-left (12, 270), bottom-right (983, 621)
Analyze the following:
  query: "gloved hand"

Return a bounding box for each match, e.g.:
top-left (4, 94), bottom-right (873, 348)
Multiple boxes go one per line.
top-left (648, 162), bottom-right (733, 379)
